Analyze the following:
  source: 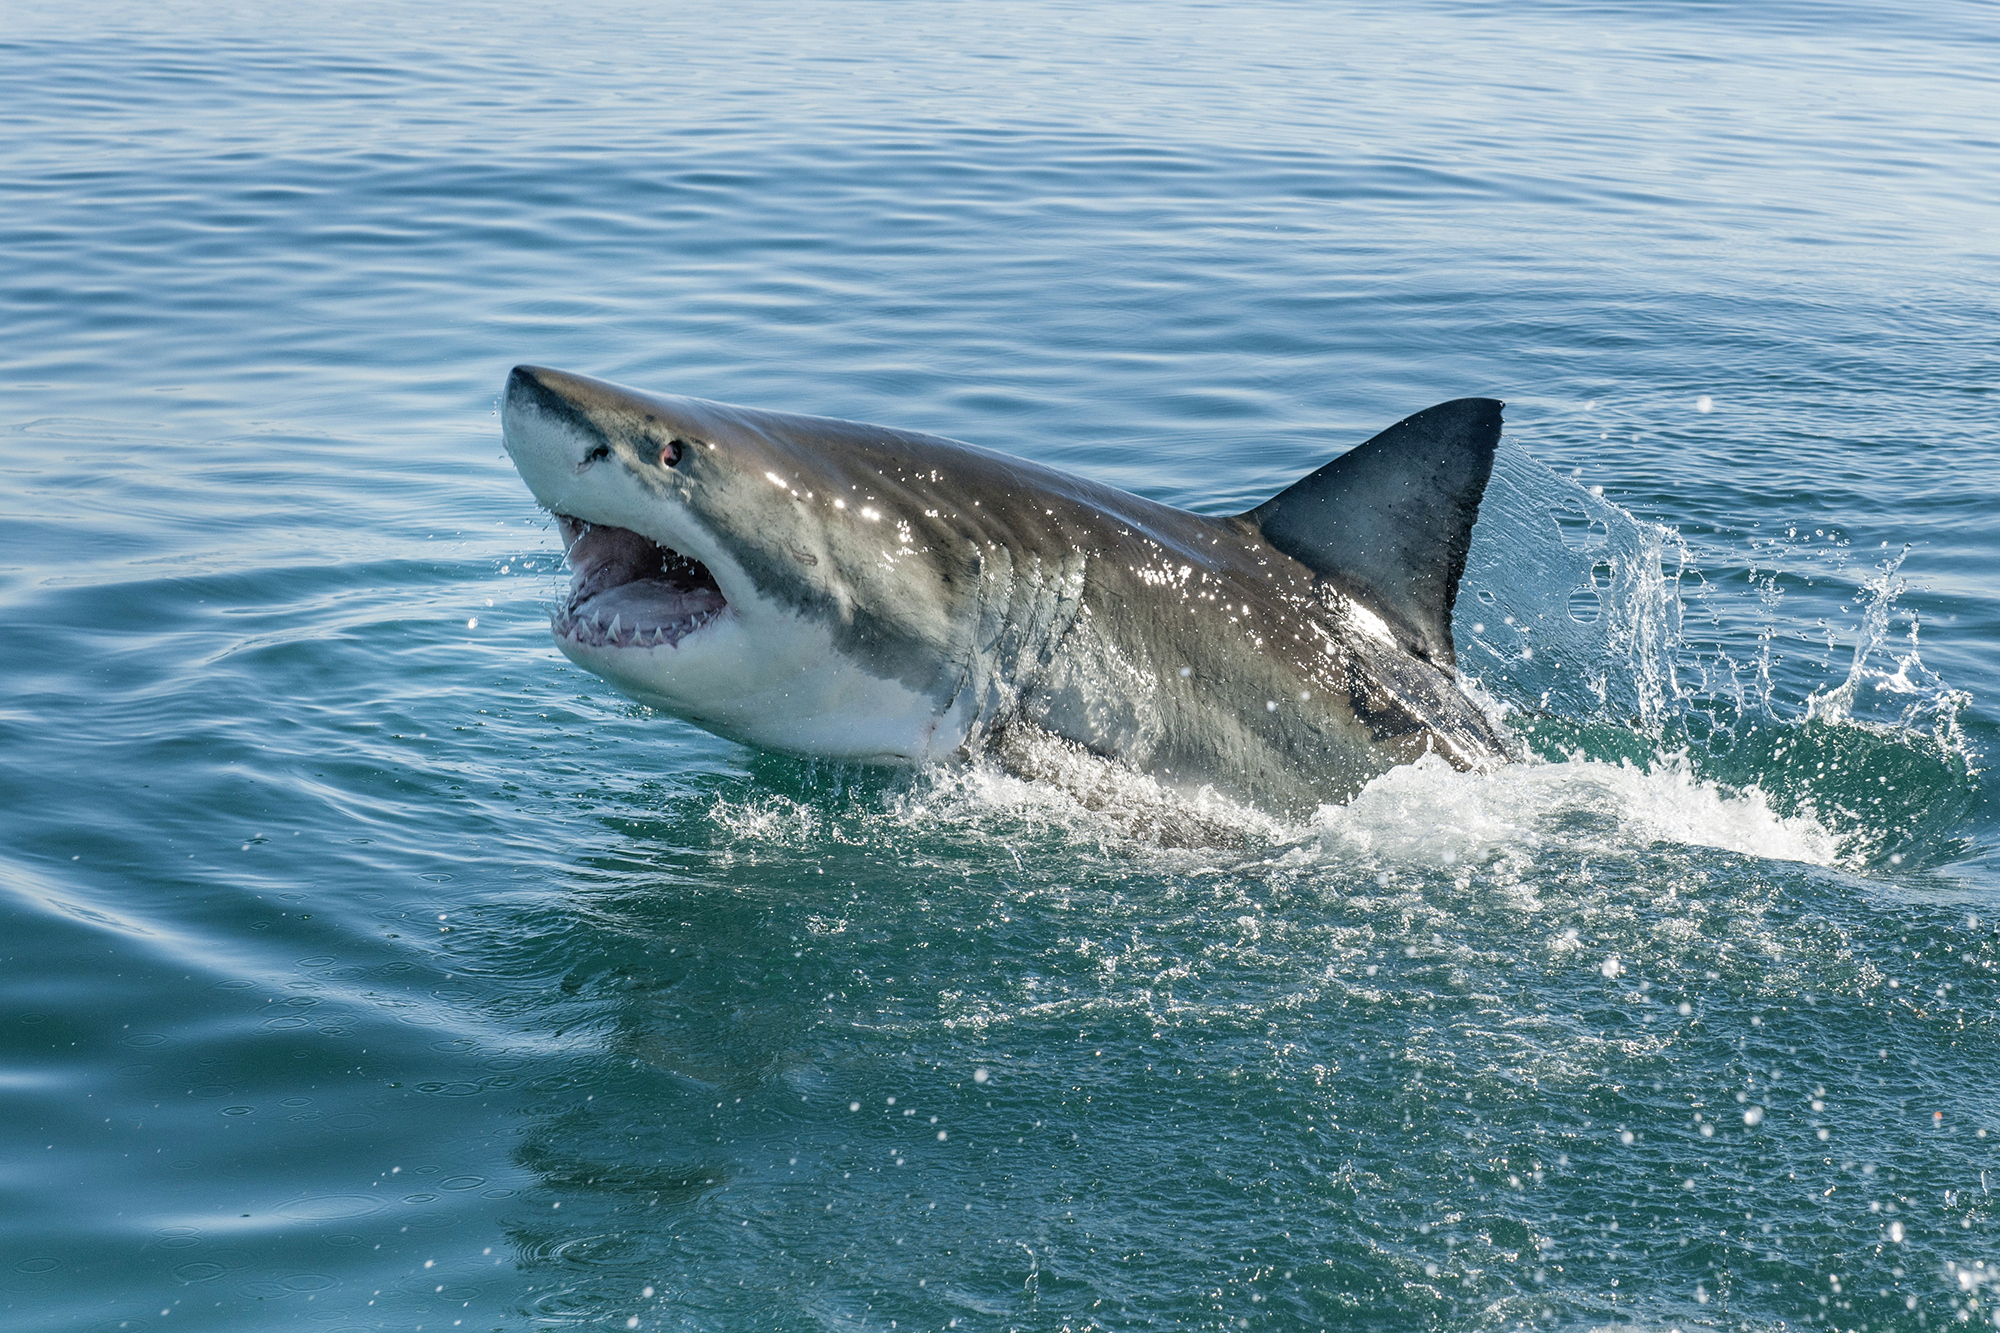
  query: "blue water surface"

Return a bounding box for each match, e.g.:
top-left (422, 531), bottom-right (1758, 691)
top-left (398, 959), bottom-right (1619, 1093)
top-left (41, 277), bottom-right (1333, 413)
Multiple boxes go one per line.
top-left (3, 3), bottom-right (1997, 1330)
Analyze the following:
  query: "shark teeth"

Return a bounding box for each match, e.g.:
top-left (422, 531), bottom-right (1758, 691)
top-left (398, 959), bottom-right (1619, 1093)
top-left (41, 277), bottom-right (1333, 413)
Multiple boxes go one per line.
top-left (551, 605), bottom-right (722, 650)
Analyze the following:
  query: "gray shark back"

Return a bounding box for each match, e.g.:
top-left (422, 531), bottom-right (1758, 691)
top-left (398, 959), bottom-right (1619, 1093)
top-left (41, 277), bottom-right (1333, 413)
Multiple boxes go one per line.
top-left (1011, 398), bottom-right (1509, 811)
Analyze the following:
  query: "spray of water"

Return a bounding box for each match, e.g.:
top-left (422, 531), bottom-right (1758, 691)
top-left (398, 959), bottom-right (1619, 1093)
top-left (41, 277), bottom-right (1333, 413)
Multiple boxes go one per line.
top-left (1457, 442), bottom-right (1978, 869)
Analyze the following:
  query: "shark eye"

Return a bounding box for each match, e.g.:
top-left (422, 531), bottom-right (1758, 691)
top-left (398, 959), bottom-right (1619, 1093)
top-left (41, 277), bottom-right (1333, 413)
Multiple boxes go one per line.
top-left (658, 439), bottom-right (685, 468)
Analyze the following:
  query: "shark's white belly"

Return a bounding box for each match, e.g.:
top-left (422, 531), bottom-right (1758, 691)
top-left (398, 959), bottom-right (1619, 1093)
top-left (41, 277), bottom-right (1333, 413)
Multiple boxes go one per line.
top-left (556, 604), bottom-right (968, 763)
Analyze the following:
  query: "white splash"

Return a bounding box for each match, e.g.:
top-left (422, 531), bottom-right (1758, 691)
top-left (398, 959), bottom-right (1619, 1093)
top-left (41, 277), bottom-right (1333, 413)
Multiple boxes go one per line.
top-left (1806, 547), bottom-right (1969, 751)
top-left (1315, 750), bottom-right (1841, 869)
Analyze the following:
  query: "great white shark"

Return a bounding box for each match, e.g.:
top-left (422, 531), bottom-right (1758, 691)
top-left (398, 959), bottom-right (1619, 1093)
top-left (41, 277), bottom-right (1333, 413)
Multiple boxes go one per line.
top-left (500, 365), bottom-right (1511, 815)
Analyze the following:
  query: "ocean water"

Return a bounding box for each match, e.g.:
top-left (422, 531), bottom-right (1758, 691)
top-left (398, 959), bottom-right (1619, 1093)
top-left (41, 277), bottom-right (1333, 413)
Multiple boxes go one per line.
top-left (2, 2), bottom-right (1996, 1330)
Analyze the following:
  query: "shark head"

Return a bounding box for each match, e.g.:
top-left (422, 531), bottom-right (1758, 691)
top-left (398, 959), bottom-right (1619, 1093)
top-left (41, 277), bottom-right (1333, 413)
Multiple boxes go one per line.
top-left (501, 365), bottom-right (1028, 760)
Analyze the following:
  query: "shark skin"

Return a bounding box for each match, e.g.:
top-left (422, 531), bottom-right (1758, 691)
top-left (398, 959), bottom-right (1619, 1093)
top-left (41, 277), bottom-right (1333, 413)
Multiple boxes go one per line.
top-left (500, 365), bottom-right (1511, 815)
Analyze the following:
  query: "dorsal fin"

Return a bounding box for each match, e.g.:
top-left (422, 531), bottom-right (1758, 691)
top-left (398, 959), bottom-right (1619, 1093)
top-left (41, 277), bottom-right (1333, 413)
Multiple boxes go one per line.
top-left (1243, 397), bottom-right (1502, 668)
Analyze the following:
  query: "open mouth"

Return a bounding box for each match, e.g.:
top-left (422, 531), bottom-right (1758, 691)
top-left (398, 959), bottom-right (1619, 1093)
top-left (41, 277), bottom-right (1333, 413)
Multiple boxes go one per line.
top-left (554, 516), bottom-right (727, 649)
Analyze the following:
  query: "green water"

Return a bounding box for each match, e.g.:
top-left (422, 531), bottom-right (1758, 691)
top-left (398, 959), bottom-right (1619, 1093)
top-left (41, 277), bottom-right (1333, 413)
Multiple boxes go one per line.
top-left (2, 2), bottom-right (1995, 1330)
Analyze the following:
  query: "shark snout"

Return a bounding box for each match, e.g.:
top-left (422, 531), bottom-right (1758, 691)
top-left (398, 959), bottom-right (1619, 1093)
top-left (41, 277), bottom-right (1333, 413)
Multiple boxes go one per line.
top-left (500, 364), bottom-right (627, 512)
top-left (502, 365), bottom-right (709, 471)
top-left (505, 363), bottom-right (556, 410)
top-left (504, 365), bottom-right (605, 445)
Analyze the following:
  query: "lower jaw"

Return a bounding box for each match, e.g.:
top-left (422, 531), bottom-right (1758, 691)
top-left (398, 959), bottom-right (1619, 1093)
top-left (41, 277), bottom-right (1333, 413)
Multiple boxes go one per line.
top-left (552, 604), bottom-right (726, 650)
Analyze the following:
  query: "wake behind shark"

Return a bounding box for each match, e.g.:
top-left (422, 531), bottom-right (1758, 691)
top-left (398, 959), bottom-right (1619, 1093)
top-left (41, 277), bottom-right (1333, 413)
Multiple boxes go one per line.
top-left (501, 366), bottom-right (1511, 815)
